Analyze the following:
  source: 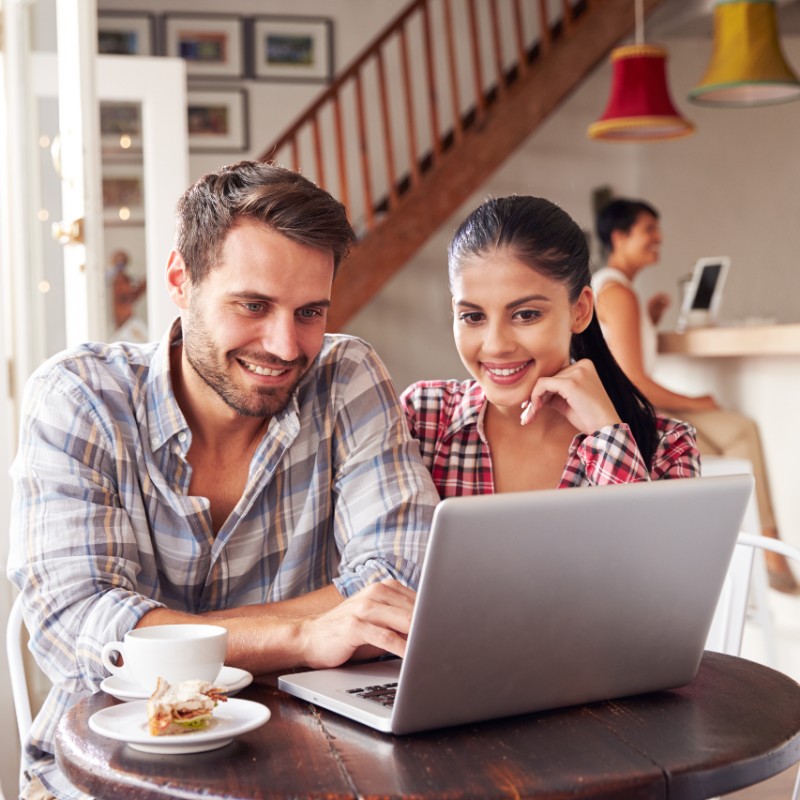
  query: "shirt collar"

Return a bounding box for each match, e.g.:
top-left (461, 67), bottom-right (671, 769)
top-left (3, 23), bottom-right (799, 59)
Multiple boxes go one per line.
top-left (444, 381), bottom-right (489, 443)
top-left (145, 318), bottom-right (190, 452)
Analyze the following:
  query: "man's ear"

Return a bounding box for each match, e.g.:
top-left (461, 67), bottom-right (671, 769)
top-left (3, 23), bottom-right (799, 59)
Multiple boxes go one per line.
top-left (572, 286), bottom-right (594, 334)
top-left (166, 250), bottom-right (190, 309)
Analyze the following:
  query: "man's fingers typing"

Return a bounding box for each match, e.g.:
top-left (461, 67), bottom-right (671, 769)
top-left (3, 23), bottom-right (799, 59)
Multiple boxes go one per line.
top-left (300, 579), bottom-right (416, 668)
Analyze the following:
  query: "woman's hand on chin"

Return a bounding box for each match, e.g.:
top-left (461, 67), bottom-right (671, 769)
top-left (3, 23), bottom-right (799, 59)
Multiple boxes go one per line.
top-left (521, 359), bottom-right (622, 433)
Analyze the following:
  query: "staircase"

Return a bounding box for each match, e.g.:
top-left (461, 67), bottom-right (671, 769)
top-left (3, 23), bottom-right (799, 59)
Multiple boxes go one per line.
top-left (258, 0), bottom-right (667, 330)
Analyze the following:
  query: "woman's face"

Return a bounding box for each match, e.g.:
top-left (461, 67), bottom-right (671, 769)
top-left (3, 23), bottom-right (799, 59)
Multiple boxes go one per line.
top-left (451, 249), bottom-right (592, 411)
top-left (614, 212), bottom-right (661, 269)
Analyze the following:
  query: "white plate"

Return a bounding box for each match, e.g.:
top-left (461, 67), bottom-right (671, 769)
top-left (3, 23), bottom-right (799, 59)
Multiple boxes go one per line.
top-left (89, 697), bottom-right (270, 754)
top-left (100, 666), bottom-right (253, 702)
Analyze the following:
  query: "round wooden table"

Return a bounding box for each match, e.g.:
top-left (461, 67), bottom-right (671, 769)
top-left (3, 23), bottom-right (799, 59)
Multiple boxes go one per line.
top-left (56, 652), bottom-right (800, 799)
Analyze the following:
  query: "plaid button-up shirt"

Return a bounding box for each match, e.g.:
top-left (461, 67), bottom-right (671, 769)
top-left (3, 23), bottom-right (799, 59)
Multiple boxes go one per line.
top-left (8, 323), bottom-right (438, 799)
top-left (401, 380), bottom-right (700, 498)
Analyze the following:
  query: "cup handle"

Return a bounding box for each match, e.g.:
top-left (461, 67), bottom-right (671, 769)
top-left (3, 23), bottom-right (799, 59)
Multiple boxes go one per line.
top-left (101, 641), bottom-right (126, 677)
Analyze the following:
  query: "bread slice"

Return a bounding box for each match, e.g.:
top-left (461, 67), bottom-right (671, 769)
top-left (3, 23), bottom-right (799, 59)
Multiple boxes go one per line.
top-left (147, 677), bottom-right (227, 736)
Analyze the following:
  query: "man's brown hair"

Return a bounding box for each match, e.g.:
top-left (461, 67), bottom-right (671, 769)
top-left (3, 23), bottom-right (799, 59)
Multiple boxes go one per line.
top-left (175, 161), bottom-right (356, 283)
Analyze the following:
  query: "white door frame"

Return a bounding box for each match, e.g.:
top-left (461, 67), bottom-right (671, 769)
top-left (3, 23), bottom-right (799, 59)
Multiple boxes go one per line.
top-left (32, 53), bottom-right (188, 343)
top-left (98, 56), bottom-right (189, 337)
top-left (55, 0), bottom-right (106, 347)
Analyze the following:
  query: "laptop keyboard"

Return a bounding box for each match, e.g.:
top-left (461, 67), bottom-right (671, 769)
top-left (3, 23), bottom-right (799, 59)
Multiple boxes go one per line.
top-left (345, 682), bottom-right (398, 708)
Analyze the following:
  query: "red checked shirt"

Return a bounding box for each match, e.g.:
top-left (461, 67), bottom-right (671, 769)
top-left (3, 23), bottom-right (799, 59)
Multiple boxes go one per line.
top-left (400, 380), bottom-right (700, 498)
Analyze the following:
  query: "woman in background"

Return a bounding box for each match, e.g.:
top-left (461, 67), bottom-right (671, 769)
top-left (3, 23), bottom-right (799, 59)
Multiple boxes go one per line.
top-left (593, 197), bottom-right (797, 593)
top-left (401, 194), bottom-right (699, 502)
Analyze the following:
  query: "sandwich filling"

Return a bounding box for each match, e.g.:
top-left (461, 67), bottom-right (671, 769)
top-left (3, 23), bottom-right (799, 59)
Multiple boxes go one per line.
top-left (147, 677), bottom-right (227, 736)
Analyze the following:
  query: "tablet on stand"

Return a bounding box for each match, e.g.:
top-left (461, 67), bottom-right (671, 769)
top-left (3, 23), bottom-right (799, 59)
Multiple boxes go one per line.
top-left (676, 256), bottom-right (731, 332)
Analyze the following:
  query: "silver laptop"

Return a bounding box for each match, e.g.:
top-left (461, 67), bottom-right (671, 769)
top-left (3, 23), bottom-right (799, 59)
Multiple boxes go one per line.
top-left (279, 474), bottom-right (752, 734)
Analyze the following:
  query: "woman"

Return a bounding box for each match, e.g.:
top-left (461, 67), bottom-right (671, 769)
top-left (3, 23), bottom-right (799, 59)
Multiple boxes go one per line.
top-left (401, 195), bottom-right (699, 500)
top-left (593, 197), bottom-right (797, 593)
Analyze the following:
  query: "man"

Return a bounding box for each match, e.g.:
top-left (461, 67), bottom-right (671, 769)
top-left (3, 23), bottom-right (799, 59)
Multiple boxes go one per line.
top-left (8, 161), bottom-right (439, 799)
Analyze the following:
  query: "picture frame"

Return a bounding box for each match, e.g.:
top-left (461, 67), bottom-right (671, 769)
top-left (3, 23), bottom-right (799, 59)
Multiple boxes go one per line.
top-left (186, 88), bottom-right (249, 152)
top-left (163, 13), bottom-right (245, 79)
top-left (102, 164), bottom-right (145, 225)
top-left (100, 101), bottom-right (143, 157)
top-left (97, 12), bottom-right (155, 57)
top-left (250, 16), bottom-right (333, 83)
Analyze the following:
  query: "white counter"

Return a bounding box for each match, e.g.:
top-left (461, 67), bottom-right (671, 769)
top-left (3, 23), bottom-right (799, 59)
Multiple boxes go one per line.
top-left (656, 325), bottom-right (799, 547)
top-left (659, 324), bottom-right (800, 358)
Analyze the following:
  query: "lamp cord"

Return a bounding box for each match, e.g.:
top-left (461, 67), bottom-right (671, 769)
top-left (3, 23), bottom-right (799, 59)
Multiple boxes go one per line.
top-left (635, 0), bottom-right (644, 45)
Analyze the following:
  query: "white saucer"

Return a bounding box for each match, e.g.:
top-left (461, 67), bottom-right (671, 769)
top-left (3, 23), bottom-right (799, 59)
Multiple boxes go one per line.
top-left (100, 666), bottom-right (253, 702)
top-left (89, 697), bottom-right (270, 754)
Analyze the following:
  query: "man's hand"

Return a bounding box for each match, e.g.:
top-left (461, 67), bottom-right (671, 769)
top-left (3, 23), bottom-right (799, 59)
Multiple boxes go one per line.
top-left (298, 579), bottom-right (416, 669)
top-left (137, 580), bottom-right (417, 675)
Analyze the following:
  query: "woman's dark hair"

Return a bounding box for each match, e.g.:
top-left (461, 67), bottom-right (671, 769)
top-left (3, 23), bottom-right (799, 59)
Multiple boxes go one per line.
top-left (449, 195), bottom-right (658, 468)
top-left (595, 198), bottom-right (659, 255)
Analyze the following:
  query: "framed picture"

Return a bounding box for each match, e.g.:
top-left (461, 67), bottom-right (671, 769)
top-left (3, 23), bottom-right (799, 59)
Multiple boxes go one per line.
top-left (102, 164), bottom-right (145, 225)
top-left (97, 12), bottom-right (155, 56)
top-left (187, 89), bottom-right (249, 152)
top-left (163, 14), bottom-right (244, 79)
top-left (250, 16), bottom-right (333, 83)
top-left (100, 101), bottom-right (143, 157)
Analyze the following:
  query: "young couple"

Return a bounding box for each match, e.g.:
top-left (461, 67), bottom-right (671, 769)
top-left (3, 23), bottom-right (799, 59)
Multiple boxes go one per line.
top-left (9, 162), bottom-right (696, 800)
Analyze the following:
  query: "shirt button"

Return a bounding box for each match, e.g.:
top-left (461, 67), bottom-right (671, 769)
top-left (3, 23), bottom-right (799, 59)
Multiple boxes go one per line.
top-left (150, 436), bottom-right (160, 448)
top-left (178, 432), bottom-right (187, 443)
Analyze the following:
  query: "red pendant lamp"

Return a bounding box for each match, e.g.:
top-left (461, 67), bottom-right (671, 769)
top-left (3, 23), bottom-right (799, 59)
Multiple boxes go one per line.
top-left (588, 0), bottom-right (695, 142)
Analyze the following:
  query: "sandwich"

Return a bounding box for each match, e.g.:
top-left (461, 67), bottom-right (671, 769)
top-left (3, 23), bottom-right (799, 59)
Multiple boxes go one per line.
top-left (147, 677), bottom-right (227, 736)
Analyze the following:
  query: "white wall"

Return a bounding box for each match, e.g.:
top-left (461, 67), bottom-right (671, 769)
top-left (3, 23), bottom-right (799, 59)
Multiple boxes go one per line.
top-left (99, 0), bottom-right (407, 183)
top-left (654, 352), bottom-right (800, 551)
top-left (342, 34), bottom-right (800, 566)
top-left (96, 5), bottom-right (800, 388)
top-left (345, 37), bottom-right (800, 392)
top-left (638, 39), bottom-right (800, 330)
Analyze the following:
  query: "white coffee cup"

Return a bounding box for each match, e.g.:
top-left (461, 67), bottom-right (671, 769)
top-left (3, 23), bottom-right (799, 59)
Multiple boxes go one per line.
top-left (101, 624), bottom-right (228, 694)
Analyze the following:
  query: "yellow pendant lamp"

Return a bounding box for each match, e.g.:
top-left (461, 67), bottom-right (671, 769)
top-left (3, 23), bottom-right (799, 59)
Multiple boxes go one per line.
top-left (689, 0), bottom-right (800, 106)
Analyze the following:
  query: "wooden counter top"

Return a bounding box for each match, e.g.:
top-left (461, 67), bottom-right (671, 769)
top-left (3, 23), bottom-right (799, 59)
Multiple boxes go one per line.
top-left (658, 323), bottom-right (800, 357)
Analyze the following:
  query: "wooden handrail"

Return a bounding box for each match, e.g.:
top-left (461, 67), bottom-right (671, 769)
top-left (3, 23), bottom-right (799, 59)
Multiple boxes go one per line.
top-left (258, 0), bottom-right (598, 235)
top-left (489, 0), bottom-right (506, 98)
top-left (259, 0), bottom-right (427, 160)
top-left (398, 23), bottom-right (420, 190)
top-left (442, 0), bottom-right (464, 144)
top-left (466, 0), bottom-right (486, 122)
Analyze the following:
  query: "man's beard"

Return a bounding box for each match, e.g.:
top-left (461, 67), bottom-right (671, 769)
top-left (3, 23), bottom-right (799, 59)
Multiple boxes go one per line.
top-left (183, 309), bottom-right (310, 419)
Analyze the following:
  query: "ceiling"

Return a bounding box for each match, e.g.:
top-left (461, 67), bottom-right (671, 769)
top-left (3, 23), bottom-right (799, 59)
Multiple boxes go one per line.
top-left (647, 0), bottom-right (800, 38)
